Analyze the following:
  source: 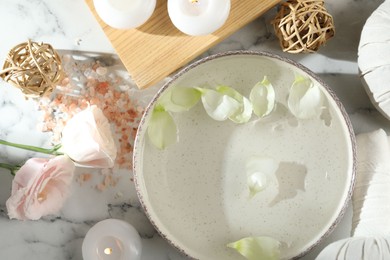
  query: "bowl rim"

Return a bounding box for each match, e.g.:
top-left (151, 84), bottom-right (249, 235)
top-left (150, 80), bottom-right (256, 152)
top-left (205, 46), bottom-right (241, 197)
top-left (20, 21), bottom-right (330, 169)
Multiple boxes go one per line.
top-left (133, 50), bottom-right (357, 260)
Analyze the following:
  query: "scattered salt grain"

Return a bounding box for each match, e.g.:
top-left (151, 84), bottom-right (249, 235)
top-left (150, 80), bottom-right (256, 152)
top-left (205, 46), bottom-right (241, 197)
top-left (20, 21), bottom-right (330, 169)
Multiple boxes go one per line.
top-left (96, 67), bottom-right (107, 76)
top-left (76, 173), bottom-right (92, 185)
top-left (115, 191), bottom-right (123, 198)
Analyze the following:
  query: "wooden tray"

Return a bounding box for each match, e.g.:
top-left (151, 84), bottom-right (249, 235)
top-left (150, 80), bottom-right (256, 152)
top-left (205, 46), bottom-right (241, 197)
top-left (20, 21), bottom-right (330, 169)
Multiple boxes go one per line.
top-left (85, 0), bottom-right (280, 89)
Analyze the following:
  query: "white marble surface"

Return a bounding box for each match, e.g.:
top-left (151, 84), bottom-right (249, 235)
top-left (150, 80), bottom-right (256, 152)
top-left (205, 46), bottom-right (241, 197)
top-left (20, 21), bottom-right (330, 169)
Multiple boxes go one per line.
top-left (0, 0), bottom-right (389, 259)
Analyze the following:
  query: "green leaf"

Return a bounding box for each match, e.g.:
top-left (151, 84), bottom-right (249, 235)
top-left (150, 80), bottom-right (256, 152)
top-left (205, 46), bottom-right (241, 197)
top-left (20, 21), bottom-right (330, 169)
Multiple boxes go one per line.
top-left (147, 109), bottom-right (177, 149)
top-left (250, 76), bottom-right (275, 118)
top-left (199, 88), bottom-right (241, 121)
top-left (227, 236), bottom-right (281, 260)
top-left (246, 156), bottom-right (278, 197)
top-left (157, 86), bottom-right (201, 113)
top-left (216, 85), bottom-right (253, 123)
top-left (287, 75), bottom-right (324, 119)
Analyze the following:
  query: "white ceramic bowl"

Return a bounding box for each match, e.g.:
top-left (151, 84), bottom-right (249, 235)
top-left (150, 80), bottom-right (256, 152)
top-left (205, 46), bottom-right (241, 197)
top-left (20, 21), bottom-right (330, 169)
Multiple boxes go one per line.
top-left (133, 51), bottom-right (356, 260)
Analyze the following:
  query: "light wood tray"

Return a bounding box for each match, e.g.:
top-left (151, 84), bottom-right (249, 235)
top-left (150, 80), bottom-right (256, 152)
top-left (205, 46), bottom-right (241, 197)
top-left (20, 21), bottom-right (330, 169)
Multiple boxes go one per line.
top-left (85, 0), bottom-right (280, 89)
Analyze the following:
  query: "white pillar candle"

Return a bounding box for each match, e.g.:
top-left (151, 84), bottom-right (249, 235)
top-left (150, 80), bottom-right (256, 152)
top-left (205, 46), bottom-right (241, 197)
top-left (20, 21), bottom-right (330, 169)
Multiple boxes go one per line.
top-left (93, 0), bottom-right (156, 29)
top-left (82, 219), bottom-right (142, 260)
top-left (168, 0), bottom-right (231, 36)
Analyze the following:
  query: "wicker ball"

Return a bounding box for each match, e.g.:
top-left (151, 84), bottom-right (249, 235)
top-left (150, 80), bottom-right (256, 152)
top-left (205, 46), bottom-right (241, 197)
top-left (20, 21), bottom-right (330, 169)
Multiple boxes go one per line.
top-left (272, 0), bottom-right (335, 53)
top-left (0, 40), bottom-right (62, 98)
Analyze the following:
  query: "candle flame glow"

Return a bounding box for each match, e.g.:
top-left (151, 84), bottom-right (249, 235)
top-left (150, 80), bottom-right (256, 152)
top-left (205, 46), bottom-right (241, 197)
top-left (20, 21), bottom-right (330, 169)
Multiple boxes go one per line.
top-left (104, 247), bottom-right (113, 255)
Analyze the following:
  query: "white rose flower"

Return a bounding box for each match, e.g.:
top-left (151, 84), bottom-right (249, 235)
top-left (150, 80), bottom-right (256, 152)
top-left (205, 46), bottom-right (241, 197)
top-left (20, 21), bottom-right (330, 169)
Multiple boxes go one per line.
top-left (61, 105), bottom-right (117, 168)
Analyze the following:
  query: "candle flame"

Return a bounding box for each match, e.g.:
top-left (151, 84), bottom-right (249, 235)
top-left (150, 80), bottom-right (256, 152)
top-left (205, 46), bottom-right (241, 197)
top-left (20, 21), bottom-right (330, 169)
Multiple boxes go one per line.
top-left (189, 0), bottom-right (199, 3)
top-left (104, 247), bottom-right (113, 255)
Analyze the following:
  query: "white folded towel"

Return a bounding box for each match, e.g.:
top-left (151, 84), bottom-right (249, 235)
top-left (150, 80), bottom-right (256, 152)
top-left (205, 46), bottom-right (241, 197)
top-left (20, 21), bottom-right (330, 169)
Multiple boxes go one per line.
top-left (316, 236), bottom-right (390, 260)
top-left (316, 129), bottom-right (390, 259)
top-left (353, 128), bottom-right (390, 237)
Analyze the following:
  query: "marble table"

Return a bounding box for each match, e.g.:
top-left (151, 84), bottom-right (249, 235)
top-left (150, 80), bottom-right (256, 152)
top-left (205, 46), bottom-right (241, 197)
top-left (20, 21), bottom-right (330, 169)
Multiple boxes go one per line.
top-left (0, 0), bottom-right (388, 259)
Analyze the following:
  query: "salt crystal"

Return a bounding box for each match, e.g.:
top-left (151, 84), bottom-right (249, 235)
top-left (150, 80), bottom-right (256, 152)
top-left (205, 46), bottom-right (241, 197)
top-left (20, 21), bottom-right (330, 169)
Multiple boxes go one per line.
top-left (96, 183), bottom-right (105, 191)
top-left (119, 85), bottom-right (130, 91)
top-left (115, 191), bottom-right (123, 198)
top-left (96, 67), bottom-right (107, 76)
top-left (102, 168), bottom-right (110, 175)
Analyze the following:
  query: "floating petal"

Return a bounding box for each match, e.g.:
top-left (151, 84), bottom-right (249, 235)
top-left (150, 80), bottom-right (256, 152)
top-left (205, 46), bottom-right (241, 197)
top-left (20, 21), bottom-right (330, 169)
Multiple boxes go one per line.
top-left (246, 156), bottom-right (278, 197)
top-left (227, 236), bottom-right (281, 260)
top-left (247, 172), bottom-right (268, 197)
top-left (250, 76), bottom-right (276, 118)
top-left (147, 109), bottom-right (177, 149)
top-left (199, 88), bottom-right (241, 121)
top-left (157, 86), bottom-right (201, 113)
top-left (216, 85), bottom-right (253, 123)
top-left (287, 75), bottom-right (324, 119)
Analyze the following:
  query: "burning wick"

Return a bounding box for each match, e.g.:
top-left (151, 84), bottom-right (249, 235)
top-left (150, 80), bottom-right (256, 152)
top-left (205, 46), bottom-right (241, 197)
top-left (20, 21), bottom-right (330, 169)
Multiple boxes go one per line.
top-left (82, 219), bottom-right (142, 260)
top-left (104, 247), bottom-right (113, 255)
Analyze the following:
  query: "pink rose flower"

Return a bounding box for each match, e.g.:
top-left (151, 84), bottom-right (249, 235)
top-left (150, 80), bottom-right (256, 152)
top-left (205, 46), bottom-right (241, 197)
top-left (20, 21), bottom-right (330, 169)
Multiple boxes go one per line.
top-left (6, 155), bottom-right (75, 220)
top-left (61, 105), bottom-right (117, 168)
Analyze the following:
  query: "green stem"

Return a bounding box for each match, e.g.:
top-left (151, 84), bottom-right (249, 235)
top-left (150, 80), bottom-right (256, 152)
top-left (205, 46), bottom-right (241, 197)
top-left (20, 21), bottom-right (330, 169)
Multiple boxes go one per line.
top-left (0, 139), bottom-right (63, 156)
top-left (0, 162), bottom-right (20, 176)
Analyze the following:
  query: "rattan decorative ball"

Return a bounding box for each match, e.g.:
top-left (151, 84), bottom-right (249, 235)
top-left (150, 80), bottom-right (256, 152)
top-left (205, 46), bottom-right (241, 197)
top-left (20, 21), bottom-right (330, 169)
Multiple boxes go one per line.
top-left (0, 40), bottom-right (62, 98)
top-left (272, 0), bottom-right (335, 53)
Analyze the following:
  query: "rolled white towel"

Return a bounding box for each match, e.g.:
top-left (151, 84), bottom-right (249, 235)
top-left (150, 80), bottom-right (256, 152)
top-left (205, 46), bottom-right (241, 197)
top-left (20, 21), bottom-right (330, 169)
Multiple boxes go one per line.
top-left (316, 237), bottom-right (390, 259)
top-left (353, 129), bottom-right (390, 237)
top-left (316, 129), bottom-right (390, 259)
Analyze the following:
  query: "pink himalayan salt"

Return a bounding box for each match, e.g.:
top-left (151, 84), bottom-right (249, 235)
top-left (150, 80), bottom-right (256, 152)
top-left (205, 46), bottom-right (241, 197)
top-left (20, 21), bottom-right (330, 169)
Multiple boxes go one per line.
top-left (37, 62), bottom-right (144, 175)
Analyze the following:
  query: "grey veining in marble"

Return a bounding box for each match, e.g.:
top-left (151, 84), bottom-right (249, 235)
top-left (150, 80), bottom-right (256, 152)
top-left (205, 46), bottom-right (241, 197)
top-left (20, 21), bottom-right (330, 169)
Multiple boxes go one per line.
top-left (0, 0), bottom-right (388, 259)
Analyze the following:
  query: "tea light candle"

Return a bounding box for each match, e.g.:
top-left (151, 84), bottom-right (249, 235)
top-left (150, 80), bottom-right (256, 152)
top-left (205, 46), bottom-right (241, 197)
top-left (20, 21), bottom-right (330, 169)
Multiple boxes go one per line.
top-left (168, 0), bottom-right (231, 36)
top-left (93, 0), bottom-right (156, 29)
top-left (82, 219), bottom-right (142, 260)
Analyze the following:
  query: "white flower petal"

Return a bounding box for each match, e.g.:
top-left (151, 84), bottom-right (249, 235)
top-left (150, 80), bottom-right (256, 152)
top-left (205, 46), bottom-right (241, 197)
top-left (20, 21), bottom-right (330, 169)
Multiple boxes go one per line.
top-left (147, 109), bottom-right (177, 149)
top-left (246, 156), bottom-right (278, 197)
top-left (287, 75), bottom-right (324, 119)
top-left (247, 172), bottom-right (268, 197)
top-left (227, 236), bottom-right (281, 260)
top-left (250, 76), bottom-right (276, 118)
top-left (216, 85), bottom-right (253, 123)
top-left (231, 96), bottom-right (253, 123)
top-left (157, 86), bottom-right (201, 113)
top-left (61, 105), bottom-right (117, 168)
top-left (216, 85), bottom-right (242, 100)
top-left (200, 88), bottom-right (241, 121)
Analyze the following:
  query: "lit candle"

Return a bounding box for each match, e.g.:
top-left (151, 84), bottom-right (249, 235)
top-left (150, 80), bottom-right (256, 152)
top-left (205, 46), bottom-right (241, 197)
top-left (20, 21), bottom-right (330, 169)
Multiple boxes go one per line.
top-left (168, 0), bottom-right (231, 36)
top-left (93, 0), bottom-right (156, 29)
top-left (82, 219), bottom-right (142, 260)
